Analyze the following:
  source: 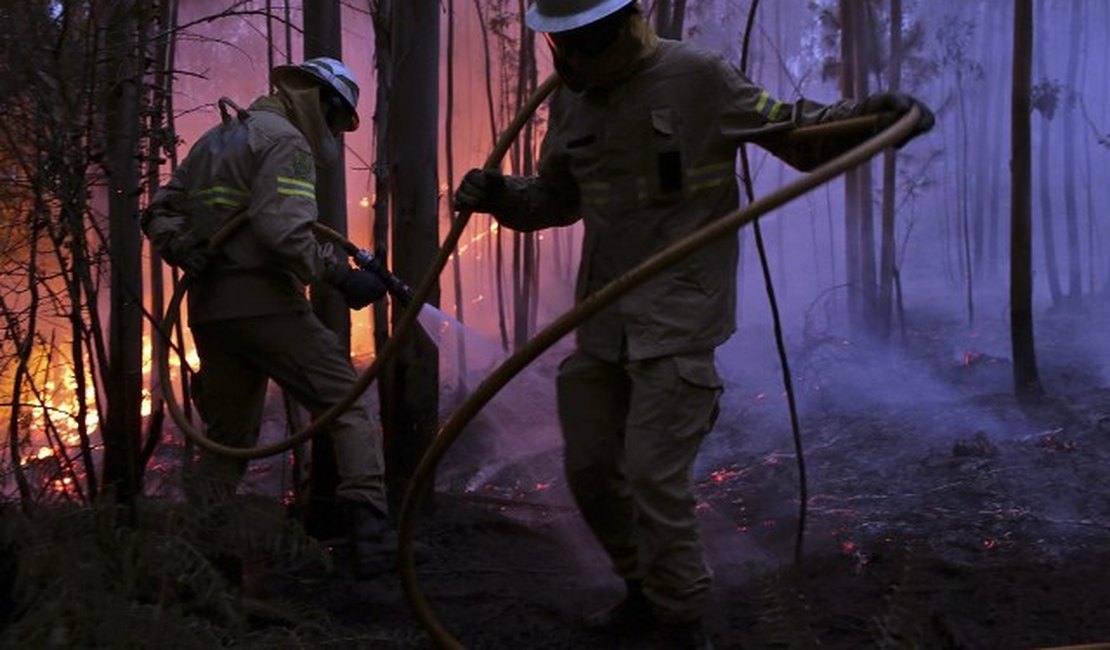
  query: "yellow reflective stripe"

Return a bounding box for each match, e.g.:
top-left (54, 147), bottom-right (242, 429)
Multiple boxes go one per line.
top-left (689, 177), bottom-right (732, 192)
top-left (688, 160), bottom-right (735, 193)
top-left (689, 161), bottom-right (734, 177)
top-left (277, 188), bottom-right (317, 200)
top-left (277, 175), bottom-right (315, 190)
top-left (276, 176), bottom-right (315, 201)
top-left (196, 185), bottom-right (249, 198)
top-left (755, 90), bottom-right (783, 120)
top-left (203, 197), bottom-right (246, 208)
top-left (580, 180), bottom-right (610, 205)
top-left (755, 90), bottom-right (770, 115)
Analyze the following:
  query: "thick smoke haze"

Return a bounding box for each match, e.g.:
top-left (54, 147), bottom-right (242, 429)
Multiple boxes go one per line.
top-left (167, 0), bottom-right (1110, 474)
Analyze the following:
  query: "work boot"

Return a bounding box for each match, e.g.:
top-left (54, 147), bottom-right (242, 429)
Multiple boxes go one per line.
top-left (340, 500), bottom-right (396, 579)
top-left (585, 579), bottom-right (656, 637)
top-left (657, 620), bottom-right (714, 650)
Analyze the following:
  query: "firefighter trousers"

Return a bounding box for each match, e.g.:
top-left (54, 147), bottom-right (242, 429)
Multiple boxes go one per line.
top-left (187, 312), bottom-right (386, 514)
top-left (557, 348), bottom-right (722, 623)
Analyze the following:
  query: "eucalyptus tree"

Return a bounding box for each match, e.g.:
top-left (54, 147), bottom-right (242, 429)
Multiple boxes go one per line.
top-left (1010, 0), bottom-right (1043, 400)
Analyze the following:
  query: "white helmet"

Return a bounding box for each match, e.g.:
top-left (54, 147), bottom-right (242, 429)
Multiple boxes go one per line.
top-left (525, 0), bottom-right (635, 33)
top-left (271, 57), bottom-right (360, 131)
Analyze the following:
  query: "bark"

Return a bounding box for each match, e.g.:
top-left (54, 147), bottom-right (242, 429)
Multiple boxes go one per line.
top-left (840, 0), bottom-right (864, 327)
top-left (384, 0), bottom-right (440, 514)
top-left (511, 2), bottom-right (538, 349)
top-left (653, 0), bottom-right (687, 40)
top-left (1061, 1), bottom-right (1082, 303)
top-left (303, 0), bottom-right (349, 536)
top-left (877, 0), bottom-right (902, 339)
top-left (1011, 0), bottom-right (1044, 401)
top-left (370, 0), bottom-right (394, 493)
top-left (855, 2), bottom-right (877, 331)
top-left (102, 0), bottom-right (146, 506)
top-left (445, 0), bottom-right (469, 391)
top-left (1034, 0), bottom-right (1064, 306)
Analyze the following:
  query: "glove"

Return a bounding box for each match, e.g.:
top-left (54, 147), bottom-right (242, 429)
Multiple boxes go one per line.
top-left (163, 229), bottom-right (213, 278)
top-left (336, 267), bottom-right (388, 310)
top-left (859, 92), bottom-right (935, 148)
top-left (453, 168), bottom-right (505, 214)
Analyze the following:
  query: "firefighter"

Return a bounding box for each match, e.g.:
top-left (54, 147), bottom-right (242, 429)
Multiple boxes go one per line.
top-left (454, 2), bottom-right (934, 647)
top-left (144, 57), bottom-right (392, 579)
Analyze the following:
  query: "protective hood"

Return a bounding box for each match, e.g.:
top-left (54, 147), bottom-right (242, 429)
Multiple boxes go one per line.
top-left (553, 12), bottom-right (659, 92)
top-left (251, 75), bottom-right (341, 167)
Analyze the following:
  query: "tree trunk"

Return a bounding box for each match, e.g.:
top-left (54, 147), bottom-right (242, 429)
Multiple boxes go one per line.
top-left (854, 2), bottom-right (877, 331)
top-left (445, 0), bottom-right (469, 393)
top-left (370, 0), bottom-right (394, 499)
top-left (384, 0), bottom-right (440, 514)
top-left (300, 0), bottom-right (351, 536)
top-left (1061, 1), bottom-right (1082, 304)
top-left (511, 4), bottom-right (538, 349)
top-left (653, 0), bottom-right (686, 40)
top-left (839, 0), bottom-right (861, 325)
top-left (877, 0), bottom-right (902, 339)
top-left (1034, 0), bottom-right (1063, 306)
top-left (1011, 0), bottom-right (1043, 401)
top-left (102, 0), bottom-right (145, 506)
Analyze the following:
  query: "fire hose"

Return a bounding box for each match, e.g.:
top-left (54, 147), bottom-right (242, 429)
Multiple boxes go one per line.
top-left (156, 70), bottom-right (918, 650)
top-left (397, 105), bottom-right (923, 647)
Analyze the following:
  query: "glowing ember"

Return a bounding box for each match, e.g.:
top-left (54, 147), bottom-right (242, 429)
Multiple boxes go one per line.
top-left (982, 538), bottom-right (998, 550)
top-left (708, 467), bottom-right (745, 484)
top-left (840, 540), bottom-right (857, 554)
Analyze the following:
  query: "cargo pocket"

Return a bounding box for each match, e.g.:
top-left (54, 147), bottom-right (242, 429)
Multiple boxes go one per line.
top-left (673, 353), bottom-right (723, 432)
top-left (649, 106), bottom-right (685, 204)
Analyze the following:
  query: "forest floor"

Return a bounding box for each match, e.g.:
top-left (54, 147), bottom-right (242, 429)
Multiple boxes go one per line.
top-left (4, 301), bottom-right (1110, 649)
top-left (264, 299), bottom-right (1110, 649)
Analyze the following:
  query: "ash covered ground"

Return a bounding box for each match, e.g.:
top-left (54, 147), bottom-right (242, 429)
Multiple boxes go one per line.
top-left (142, 302), bottom-right (1110, 648)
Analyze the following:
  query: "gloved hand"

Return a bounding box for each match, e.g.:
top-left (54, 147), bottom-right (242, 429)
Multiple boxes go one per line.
top-left (336, 267), bottom-right (388, 310)
top-left (164, 229), bottom-right (213, 278)
top-left (453, 168), bottom-right (505, 214)
top-left (859, 92), bottom-right (935, 148)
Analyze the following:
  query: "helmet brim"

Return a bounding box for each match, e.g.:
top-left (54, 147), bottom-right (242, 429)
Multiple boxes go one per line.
top-left (525, 0), bottom-right (634, 33)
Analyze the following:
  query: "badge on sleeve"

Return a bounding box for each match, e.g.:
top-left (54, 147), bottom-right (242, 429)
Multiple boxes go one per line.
top-left (291, 148), bottom-right (314, 181)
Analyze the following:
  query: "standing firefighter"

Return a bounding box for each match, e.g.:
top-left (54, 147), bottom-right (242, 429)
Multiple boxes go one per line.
top-left (144, 58), bottom-right (393, 579)
top-left (454, 2), bottom-right (934, 647)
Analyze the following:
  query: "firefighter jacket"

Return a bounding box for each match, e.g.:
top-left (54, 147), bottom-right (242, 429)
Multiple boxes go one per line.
top-left (493, 39), bottom-right (869, 362)
top-left (145, 95), bottom-right (340, 325)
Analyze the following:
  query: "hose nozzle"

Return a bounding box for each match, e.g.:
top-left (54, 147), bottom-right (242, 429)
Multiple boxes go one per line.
top-left (354, 250), bottom-right (416, 306)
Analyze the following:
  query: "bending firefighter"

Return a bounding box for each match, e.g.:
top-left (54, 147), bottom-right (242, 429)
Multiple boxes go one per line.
top-left (454, 2), bottom-right (934, 648)
top-left (144, 57), bottom-right (393, 579)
